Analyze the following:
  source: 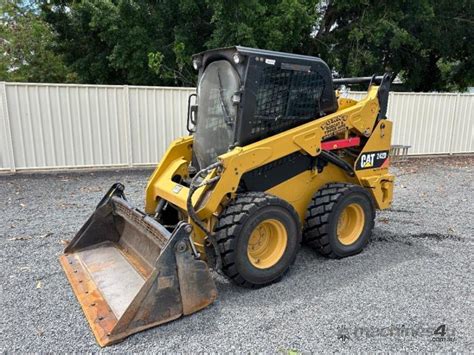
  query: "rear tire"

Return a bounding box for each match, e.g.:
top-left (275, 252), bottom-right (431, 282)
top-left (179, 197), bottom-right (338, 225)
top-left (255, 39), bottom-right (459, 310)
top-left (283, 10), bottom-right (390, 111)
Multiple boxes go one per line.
top-left (303, 183), bottom-right (375, 258)
top-left (215, 192), bottom-right (301, 288)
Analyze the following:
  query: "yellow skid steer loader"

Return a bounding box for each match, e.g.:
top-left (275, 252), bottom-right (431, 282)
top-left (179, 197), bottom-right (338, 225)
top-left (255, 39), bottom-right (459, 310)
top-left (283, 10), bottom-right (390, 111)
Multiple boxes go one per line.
top-left (60, 46), bottom-right (394, 346)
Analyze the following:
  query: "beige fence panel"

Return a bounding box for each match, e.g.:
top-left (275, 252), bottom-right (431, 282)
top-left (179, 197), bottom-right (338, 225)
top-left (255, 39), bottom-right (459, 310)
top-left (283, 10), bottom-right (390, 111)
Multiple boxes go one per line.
top-left (389, 93), bottom-right (459, 154)
top-left (0, 82), bottom-right (195, 171)
top-left (2, 83), bottom-right (130, 170)
top-left (0, 83), bottom-right (14, 171)
top-left (0, 82), bottom-right (472, 172)
top-left (128, 86), bottom-right (194, 165)
top-left (348, 91), bottom-right (473, 155)
top-left (450, 94), bottom-right (474, 154)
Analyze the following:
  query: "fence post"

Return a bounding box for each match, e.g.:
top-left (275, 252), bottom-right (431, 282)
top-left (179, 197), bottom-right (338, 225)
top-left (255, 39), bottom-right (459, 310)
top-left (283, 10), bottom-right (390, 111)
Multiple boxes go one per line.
top-left (0, 82), bottom-right (16, 172)
top-left (448, 93), bottom-right (461, 155)
top-left (123, 85), bottom-right (134, 167)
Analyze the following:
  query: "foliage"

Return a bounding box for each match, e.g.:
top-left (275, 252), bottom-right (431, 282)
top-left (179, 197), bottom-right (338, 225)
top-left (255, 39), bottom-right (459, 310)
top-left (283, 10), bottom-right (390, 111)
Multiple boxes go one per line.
top-left (206, 0), bottom-right (315, 53)
top-left (0, 0), bottom-right (73, 82)
top-left (41, 0), bottom-right (213, 86)
top-left (2, 0), bottom-right (473, 91)
top-left (310, 0), bottom-right (474, 91)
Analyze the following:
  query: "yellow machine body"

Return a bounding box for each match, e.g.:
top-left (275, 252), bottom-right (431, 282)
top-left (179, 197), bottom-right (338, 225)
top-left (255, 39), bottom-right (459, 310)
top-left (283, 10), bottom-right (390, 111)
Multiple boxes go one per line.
top-left (145, 85), bottom-right (394, 255)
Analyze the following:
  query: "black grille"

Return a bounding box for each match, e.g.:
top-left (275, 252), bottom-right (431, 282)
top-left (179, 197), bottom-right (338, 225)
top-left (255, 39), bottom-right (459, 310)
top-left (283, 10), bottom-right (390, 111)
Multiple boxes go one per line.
top-left (250, 65), bottom-right (325, 139)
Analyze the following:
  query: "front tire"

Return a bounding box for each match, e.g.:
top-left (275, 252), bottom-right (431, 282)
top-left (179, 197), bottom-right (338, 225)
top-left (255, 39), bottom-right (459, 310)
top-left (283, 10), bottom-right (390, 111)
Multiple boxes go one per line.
top-left (303, 183), bottom-right (375, 258)
top-left (215, 192), bottom-right (301, 288)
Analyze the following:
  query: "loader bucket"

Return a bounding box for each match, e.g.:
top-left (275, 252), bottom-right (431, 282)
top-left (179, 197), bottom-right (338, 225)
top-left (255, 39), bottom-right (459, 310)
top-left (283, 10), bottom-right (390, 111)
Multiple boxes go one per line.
top-left (59, 184), bottom-right (217, 347)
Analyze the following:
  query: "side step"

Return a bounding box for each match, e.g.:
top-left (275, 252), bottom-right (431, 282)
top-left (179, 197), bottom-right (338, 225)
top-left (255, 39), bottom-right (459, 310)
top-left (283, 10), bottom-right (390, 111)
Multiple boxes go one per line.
top-left (59, 184), bottom-right (217, 346)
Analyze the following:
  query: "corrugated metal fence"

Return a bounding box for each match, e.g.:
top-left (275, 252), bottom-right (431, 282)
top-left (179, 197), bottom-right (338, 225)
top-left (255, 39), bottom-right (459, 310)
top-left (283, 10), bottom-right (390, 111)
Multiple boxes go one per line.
top-left (0, 82), bottom-right (194, 171)
top-left (0, 82), bottom-right (473, 172)
top-left (347, 91), bottom-right (473, 155)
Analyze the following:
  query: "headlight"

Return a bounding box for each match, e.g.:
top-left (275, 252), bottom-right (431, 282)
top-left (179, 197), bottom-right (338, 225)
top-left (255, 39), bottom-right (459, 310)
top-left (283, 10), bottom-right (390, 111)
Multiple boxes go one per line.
top-left (232, 53), bottom-right (243, 64)
top-left (192, 57), bottom-right (202, 70)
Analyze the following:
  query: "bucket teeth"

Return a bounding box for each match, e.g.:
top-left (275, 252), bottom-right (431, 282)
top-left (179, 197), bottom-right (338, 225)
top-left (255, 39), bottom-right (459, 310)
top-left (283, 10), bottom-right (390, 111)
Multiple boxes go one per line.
top-left (60, 185), bottom-right (217, 346)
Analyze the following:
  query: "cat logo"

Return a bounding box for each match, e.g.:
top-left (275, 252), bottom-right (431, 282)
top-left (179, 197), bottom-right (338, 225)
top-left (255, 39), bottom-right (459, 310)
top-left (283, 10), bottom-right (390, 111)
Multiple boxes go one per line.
top-left (361, 153), bottom-right (375, 168)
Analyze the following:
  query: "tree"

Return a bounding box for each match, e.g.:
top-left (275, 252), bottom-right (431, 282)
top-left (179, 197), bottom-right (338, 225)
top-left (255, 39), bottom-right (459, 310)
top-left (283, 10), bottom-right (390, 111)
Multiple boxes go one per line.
top-left (42, 0), bottom-right (213, 86)
top-left (42, 0), bottom-right (315, 85)
top-left (206, 0), bottom-right (315, 53)
top-left (0, 0), bottom-right (73, 82)
top-left (310, 0), bottom-right (474, 91)
top-left (432, 0), bottom-right (473, 91)
top-left (33, 0), bottom-right (474, 91)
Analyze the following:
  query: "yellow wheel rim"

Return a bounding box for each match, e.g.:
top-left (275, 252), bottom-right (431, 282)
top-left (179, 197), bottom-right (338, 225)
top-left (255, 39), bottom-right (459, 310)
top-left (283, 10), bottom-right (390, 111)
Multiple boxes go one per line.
top-left (337, 203), bottom-right (365, 245)
top-left (247, 219), bottom-right (287, 269)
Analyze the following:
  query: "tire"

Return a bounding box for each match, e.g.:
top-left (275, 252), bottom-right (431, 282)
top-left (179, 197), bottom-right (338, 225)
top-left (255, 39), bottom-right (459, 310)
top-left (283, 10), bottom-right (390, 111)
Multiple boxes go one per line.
top-left (215, 192), bottom-right (301, 288)
top-left (303, 183), bottom-right (375, 258)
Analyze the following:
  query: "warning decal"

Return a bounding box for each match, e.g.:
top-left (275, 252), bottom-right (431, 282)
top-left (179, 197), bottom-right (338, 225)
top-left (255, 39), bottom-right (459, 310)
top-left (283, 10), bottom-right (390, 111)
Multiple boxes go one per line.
top-left (321, 115), bottom-right (348, 139)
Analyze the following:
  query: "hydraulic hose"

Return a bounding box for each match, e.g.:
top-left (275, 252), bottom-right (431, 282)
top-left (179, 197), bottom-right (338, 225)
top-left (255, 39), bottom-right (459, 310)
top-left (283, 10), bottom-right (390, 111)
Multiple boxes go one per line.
top-left (186, 161), bottom-right (223, 270)
top-left (319, 150), bottom-right (355, 177)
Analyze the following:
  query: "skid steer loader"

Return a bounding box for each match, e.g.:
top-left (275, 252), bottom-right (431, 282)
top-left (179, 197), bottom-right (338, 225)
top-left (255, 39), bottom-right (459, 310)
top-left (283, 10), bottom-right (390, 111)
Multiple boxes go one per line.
top-left (60, 46), bottom-right (394, 346)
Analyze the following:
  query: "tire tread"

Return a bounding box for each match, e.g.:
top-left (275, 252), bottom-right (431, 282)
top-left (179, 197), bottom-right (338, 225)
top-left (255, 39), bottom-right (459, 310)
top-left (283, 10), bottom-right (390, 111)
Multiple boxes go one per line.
top-left (303, 183), bottom-right (373, 258)
top-left (216, 192), bottom-right (300, 288)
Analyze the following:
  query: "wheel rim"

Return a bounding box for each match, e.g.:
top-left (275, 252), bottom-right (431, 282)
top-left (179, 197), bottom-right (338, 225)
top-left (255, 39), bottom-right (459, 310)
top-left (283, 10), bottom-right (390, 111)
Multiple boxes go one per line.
top-left (337, 203), bottom-right (365, 245)
top-left (247, 219), bottom-right (288, 269)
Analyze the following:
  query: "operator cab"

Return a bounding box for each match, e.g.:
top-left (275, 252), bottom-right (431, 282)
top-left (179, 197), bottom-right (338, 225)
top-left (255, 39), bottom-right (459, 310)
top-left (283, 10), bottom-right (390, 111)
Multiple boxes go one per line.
top-left (189, 46), bottom-right (338, 170)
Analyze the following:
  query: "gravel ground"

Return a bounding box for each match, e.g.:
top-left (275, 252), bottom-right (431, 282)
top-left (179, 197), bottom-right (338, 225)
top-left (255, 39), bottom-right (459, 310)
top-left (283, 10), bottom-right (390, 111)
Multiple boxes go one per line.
top-left (1, 157), bottom-right (473, 352)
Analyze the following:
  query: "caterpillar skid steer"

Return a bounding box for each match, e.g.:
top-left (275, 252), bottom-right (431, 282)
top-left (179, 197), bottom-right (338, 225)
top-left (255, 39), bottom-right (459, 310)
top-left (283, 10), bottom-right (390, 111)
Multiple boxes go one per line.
top-left (60, 46), bottom-right (394, 346)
